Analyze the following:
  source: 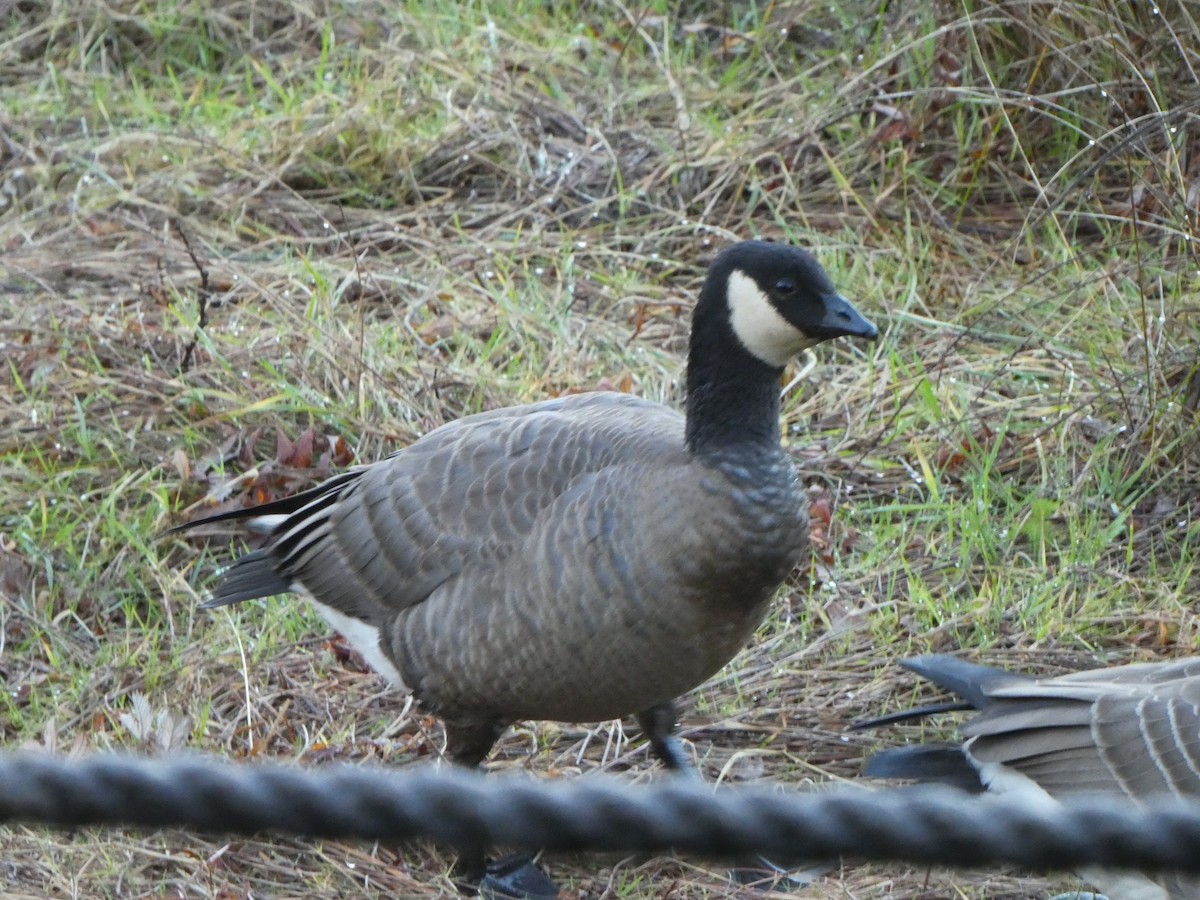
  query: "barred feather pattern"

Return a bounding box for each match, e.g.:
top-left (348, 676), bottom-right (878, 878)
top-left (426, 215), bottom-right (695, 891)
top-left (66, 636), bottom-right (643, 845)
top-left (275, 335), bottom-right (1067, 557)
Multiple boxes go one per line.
top-left (866, 655), bottom-right (1200, 900)
top-left (200, 391), bottom-right (807, 726)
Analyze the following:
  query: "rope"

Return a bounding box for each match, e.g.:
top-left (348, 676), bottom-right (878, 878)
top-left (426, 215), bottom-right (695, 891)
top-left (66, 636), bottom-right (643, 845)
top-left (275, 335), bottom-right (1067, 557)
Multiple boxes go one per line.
top-left (3, 751), bottom-right (1200, 873)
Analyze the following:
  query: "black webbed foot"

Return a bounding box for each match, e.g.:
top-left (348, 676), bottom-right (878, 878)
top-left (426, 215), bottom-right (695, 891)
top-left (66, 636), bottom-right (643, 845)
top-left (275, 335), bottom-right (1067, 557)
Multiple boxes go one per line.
top-left (729, 855), bottom-right (834, 891)
top-left (637, 702), bottom-right (832, 892)
top-left (476, 853), bottom-right (560, 899)
top-left (444, 719), bottom-right (559, 897)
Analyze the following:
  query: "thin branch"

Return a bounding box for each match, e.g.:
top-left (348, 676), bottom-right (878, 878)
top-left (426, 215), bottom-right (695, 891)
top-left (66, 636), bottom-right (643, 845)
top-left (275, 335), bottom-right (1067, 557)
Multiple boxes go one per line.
top-left (174, 219), bottom-right (212, 374)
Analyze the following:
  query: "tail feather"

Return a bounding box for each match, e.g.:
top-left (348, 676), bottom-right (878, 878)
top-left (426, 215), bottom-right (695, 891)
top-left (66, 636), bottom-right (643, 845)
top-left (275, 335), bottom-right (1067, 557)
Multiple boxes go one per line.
top-left (899, 655), bottom-right (1027, 710)
top-left (853, 655), bottom-right (1015, 732)
top-left (850, 699), bottom-right (973, 731)
top-left (172, 470), bottom-right (365, 607)
top-left (860, 656), bottom-right (1027, 793)
top-left (201, 549), bottom-right (291, 607)
top-left (863, 745), bottom-right (985, 792)
top-left (169, 470), bottom-right (362, 534)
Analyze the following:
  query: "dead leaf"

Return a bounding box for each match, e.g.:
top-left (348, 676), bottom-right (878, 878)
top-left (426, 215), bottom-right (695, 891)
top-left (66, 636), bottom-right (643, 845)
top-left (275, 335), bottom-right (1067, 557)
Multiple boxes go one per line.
top-left (118, 693), bottom-right (156, 742)
top-left (330, 434), bottom-right (354, 467)
top-left (154, 708), bottom-right (193, 753)
top-left (275, 430), bottom-right (294, 466)
top-left (418, 313), bottom-right (461, 344)
top-left (290, 428), bottom-right (314, 469)
top-left (0, 533), bottom-right (33, 601)
top-left (171, 447), bottom-right (191, 481)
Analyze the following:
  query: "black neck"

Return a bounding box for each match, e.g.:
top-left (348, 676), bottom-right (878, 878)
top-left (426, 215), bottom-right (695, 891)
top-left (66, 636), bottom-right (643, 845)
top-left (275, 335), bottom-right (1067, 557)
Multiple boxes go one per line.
top-left (684, 315), bottom-right (784, 456)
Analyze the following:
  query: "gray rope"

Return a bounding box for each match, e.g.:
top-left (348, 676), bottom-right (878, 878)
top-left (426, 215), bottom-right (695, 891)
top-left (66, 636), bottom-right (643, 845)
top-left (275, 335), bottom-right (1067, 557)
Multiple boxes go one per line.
top-left (2, 751), bottom-right (1199, 873)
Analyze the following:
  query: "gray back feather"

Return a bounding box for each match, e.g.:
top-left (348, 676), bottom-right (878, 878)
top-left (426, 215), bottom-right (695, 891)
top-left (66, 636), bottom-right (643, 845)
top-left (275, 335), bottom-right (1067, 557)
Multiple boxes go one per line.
top-left (963, 658), bottom-right (1200, 799)
top-left (896, 656), bottom-right (1200, 800)
top-left (870, 655), bottom-right (1200, 900)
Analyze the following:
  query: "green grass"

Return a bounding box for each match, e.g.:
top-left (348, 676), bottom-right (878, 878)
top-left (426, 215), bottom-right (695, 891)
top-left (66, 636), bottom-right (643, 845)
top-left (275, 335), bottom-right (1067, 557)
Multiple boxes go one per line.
top-left (2, 0), bottom-right (1200, 896)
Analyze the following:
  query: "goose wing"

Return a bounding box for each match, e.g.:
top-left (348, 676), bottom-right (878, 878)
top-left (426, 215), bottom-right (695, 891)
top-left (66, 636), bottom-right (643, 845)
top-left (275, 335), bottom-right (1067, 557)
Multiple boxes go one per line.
top-left (866, 655), bottom-right (1200, 800)
top-left (184, 392), bottom-right (686, 622)
top-left (966, 659), bottom-right (1200, 799)
top-left (865, 656), bottom-right (1200, 899)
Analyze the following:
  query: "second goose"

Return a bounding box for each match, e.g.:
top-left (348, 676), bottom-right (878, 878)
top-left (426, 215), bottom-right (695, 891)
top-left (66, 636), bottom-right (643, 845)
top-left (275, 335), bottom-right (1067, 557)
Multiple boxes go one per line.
top-left (862, 655), bottom-right (1200, 900)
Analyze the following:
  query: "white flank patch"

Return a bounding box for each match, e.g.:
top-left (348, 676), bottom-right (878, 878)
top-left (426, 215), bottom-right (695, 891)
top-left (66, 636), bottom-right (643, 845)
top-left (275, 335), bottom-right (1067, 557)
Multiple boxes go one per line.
top-left (976, 755), bottom-right (1168, 900)
top-left (1075, 869), bottom-right (1168, 900)
top-left (294, 585), bottom-right (408, 690)
top-left (975, 759), bottom-right (1060, 813)
top-left (726, 269), bottom-right (812, 368)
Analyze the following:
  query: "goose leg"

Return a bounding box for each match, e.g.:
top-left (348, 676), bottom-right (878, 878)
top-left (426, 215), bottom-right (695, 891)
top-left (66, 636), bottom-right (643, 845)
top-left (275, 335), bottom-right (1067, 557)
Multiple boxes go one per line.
top-left (636, 702), bottom-right (826, 891)
top-left (444, 717), bottom-right (509, 769)
top-left (635, 702), bottom-right (693, 773)
top-left (443, 718), bottom-right (558, 900)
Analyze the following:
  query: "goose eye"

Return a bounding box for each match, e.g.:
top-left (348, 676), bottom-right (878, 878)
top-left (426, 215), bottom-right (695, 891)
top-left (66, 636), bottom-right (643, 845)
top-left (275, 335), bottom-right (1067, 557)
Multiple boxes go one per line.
top-left (775, 279), bottom-right (797, 295)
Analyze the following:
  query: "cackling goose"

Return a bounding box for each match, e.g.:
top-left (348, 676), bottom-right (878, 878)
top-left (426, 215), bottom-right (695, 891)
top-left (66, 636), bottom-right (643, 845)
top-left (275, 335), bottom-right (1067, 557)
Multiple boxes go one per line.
top-left (177, 240), bottom-right (877, 892)
top-left (862, 654), bottom-right (1200, 900)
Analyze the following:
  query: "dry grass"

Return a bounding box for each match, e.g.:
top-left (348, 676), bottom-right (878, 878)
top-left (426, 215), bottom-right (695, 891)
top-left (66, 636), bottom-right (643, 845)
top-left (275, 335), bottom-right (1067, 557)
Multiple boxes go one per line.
top-left (3, 0), bottom-right (1200, 897)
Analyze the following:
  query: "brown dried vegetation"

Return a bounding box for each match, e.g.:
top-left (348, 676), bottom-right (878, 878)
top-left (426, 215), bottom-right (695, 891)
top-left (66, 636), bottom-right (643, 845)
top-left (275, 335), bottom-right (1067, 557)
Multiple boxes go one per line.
top-left (3, 0), bottom-right (1200, 897)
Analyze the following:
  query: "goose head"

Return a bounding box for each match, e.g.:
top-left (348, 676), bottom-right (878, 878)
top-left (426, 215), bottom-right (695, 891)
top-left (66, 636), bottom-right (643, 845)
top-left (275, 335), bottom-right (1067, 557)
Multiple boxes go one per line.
top-left (684, 240), bottom-right (876, 453)
top-left (704, 241), bottom-right (877, 369)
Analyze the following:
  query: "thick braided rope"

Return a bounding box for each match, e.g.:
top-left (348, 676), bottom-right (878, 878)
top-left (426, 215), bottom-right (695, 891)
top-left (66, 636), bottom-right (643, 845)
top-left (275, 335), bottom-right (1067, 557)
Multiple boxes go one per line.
top-left (3, 752), bottom-right (1200, 872)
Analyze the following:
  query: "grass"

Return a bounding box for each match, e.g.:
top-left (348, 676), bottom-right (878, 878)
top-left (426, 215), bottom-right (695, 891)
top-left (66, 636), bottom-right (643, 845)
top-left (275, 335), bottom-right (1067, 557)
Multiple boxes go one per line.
top-left (3, 0), bottom-right (1200, 896)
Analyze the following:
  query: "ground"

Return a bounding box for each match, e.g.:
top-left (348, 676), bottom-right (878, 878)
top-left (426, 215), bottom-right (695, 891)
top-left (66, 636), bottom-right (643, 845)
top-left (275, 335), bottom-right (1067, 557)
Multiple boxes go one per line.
top-left (2, 0), bottom-right (1199, 897)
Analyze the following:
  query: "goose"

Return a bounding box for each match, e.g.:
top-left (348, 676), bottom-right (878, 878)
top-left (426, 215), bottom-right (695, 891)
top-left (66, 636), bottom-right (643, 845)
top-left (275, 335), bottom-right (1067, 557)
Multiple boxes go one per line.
top-left (861, 654), bottom-right (1200, 900)
top-left (175, 240), bottom-right (877, 895)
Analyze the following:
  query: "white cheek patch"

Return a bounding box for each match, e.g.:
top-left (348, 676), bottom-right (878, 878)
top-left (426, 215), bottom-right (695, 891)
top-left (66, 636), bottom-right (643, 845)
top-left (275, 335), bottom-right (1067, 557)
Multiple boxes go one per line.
top-left (726, 270), bottom-right (814, 368)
